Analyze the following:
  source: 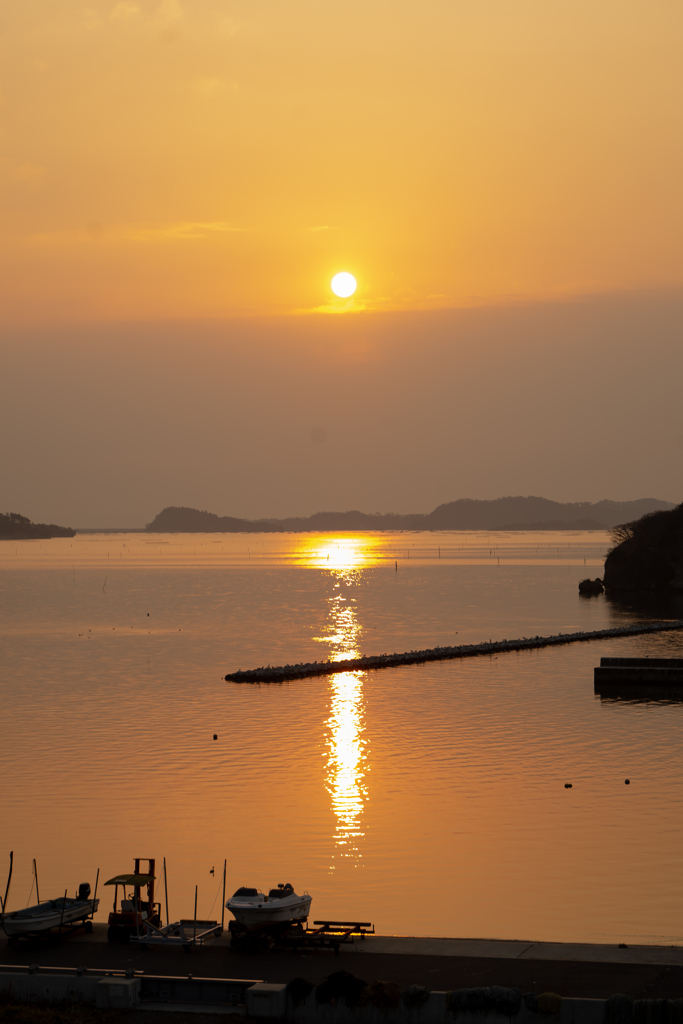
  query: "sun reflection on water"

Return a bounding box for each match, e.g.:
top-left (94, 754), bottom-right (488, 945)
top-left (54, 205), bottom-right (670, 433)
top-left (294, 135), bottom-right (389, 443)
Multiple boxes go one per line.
top-left (326, 669), bottom-right (366, 861)
top-left (315, 566), bottom-right (369, 865)
top-left (295, 535), bottom-right (382, 570)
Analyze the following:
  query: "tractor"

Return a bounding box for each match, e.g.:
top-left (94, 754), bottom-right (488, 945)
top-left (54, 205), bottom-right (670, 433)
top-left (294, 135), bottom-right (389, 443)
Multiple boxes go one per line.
top-left (105, 858), bottom-right (161, 943)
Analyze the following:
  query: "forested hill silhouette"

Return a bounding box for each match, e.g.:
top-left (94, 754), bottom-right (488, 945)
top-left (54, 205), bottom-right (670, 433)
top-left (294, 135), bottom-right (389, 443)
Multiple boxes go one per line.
top-left (146, 506), bottom-right (275, 533)
top-left (605, 502), bottom-right (683, 591)
top-left (146, 497), bottom-right (674, 534)
top-left (0, 512), bottom-right (76, 540)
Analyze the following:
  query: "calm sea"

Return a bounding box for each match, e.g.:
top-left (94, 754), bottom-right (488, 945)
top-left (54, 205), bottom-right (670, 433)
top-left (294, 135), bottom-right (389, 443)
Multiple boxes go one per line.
top-left (2, 530), bottom-right (683, 944)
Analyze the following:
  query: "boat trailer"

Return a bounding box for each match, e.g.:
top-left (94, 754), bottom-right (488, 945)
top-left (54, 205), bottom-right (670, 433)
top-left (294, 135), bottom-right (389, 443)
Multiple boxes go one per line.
top-left (132, 918), bottom-right (223, 952)
top-left (130, 861), bottom-right (226, 952)
top-left (229, 919), bottom-right (374, 955)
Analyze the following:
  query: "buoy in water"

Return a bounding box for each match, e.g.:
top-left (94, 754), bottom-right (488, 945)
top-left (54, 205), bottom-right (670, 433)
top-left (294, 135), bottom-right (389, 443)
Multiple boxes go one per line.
top-left (564, 783), bottom-right (572, 789)
top-left (625, 779), bottom-right (630, 785)
top-left (213, 734), bottom-right (218, 740)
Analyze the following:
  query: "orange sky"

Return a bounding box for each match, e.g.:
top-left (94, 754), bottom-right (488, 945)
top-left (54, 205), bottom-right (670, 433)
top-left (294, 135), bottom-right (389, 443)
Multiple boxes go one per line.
top-left (2, 0), bottom-right (683, 322)
top-left (2, 3), bottom-right (682, 524)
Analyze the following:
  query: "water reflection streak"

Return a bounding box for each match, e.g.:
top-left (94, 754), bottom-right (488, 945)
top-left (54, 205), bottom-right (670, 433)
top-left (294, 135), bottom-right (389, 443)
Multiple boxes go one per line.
top-left (316, 569), bottom-right (368, 864)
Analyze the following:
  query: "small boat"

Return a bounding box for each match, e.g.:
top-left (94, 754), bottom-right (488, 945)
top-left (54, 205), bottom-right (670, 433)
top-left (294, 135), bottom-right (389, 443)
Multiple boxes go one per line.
top-left (226, 883), bottom-right (311, 932)
top-left (1, 884), bottom-right (99, 939)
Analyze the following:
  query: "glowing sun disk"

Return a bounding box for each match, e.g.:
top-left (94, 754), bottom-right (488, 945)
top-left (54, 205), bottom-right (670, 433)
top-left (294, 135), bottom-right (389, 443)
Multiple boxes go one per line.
top-left (331, 272), bottom-right (357, 298)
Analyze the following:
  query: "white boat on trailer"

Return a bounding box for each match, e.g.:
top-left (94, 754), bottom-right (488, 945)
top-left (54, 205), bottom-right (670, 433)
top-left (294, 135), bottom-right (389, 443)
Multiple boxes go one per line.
top-left (227, 883), bottom-right (312, 932)
top-left (1, 853), bottom-right (99, 942)
top-left (1, 886), bottom-right (99, 940)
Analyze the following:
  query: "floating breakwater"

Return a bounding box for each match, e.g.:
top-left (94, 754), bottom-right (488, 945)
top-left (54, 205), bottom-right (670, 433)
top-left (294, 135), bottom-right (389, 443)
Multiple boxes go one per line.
top-left (225, 620), bottom-right (683, 683)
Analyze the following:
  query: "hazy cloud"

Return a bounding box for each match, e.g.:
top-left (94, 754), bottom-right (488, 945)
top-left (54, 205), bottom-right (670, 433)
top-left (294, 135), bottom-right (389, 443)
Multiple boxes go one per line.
top-left (129, 221), bottom-right (244, 239)
top-left (110, 2), bottom-right (140, 21)
top-left (5, 293), bottom-right (681, 526)
top-left (24, 221), bottom-right (243, 244)
top-left (155, 0), bottom-right (183, 24)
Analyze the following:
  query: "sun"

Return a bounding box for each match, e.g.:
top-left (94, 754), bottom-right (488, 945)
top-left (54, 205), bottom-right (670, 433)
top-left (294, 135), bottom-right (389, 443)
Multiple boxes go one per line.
top-left (331, 272), bottom-right (357, 298)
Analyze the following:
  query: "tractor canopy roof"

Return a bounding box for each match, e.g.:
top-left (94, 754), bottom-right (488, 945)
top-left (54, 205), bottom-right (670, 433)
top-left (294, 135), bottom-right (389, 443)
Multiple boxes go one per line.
top-left (104, 874), bottom-right (155, 886)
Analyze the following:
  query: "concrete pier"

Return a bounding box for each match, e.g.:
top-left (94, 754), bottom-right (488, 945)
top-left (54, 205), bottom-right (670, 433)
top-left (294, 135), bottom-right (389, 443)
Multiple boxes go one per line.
top-left (595, 656), bottom-right (683, 685)
top-left (3, 926), bottom-right (683, 1002)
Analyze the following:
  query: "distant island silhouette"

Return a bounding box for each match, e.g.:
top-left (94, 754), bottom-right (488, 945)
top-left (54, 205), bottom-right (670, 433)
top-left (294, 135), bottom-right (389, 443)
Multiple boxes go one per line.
top-left (0, 512), bottom-right (76, 540)
top-left (146, 497), bottom-right (674, 534)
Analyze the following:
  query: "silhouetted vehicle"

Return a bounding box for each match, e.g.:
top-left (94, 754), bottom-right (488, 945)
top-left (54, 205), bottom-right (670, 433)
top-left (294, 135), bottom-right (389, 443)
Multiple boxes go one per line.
top-left (105, 859), bottom-right (161, 943)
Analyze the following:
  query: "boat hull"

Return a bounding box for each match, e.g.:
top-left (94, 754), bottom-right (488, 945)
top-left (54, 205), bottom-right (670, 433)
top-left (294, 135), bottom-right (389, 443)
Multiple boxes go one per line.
top-left (227, 895), bottom-right (312, 932)
top-left (2, 898), bottom-right (100, 937)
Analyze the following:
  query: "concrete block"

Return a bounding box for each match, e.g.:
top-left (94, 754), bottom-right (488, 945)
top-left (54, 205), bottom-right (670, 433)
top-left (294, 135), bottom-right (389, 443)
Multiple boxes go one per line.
top-left (562, 999), bottom-right (604, 1024)
top-left (0, 973), bottom-right (98, 1005)
top-left (96, 977), bottom-right (140, 1009)
top-left (286, 987), bottom-right (450, 1024)
top-left (283, 992), bottom-right (607, 1024)
top-left (428, 992), bottom-right (450, 1023)
top-left (247, 982), bottom-right (288, 1018)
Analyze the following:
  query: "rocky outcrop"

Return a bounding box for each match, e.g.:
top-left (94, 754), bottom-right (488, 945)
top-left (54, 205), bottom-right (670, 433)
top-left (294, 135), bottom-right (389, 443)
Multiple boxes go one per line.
top-left (603, 504), bottom-right (683, 592)
top-left (578, 578), bottom-right (604, 596)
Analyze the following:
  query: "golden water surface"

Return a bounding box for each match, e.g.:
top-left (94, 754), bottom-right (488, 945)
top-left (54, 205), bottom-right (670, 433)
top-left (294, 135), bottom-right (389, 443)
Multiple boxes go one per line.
top-left (3, 530), bottom-right (683, 943)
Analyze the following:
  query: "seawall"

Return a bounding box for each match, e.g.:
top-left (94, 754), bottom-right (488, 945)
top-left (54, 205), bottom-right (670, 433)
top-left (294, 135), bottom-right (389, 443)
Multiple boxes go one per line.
top-left (0, 965), bottom-right (616, 1023)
